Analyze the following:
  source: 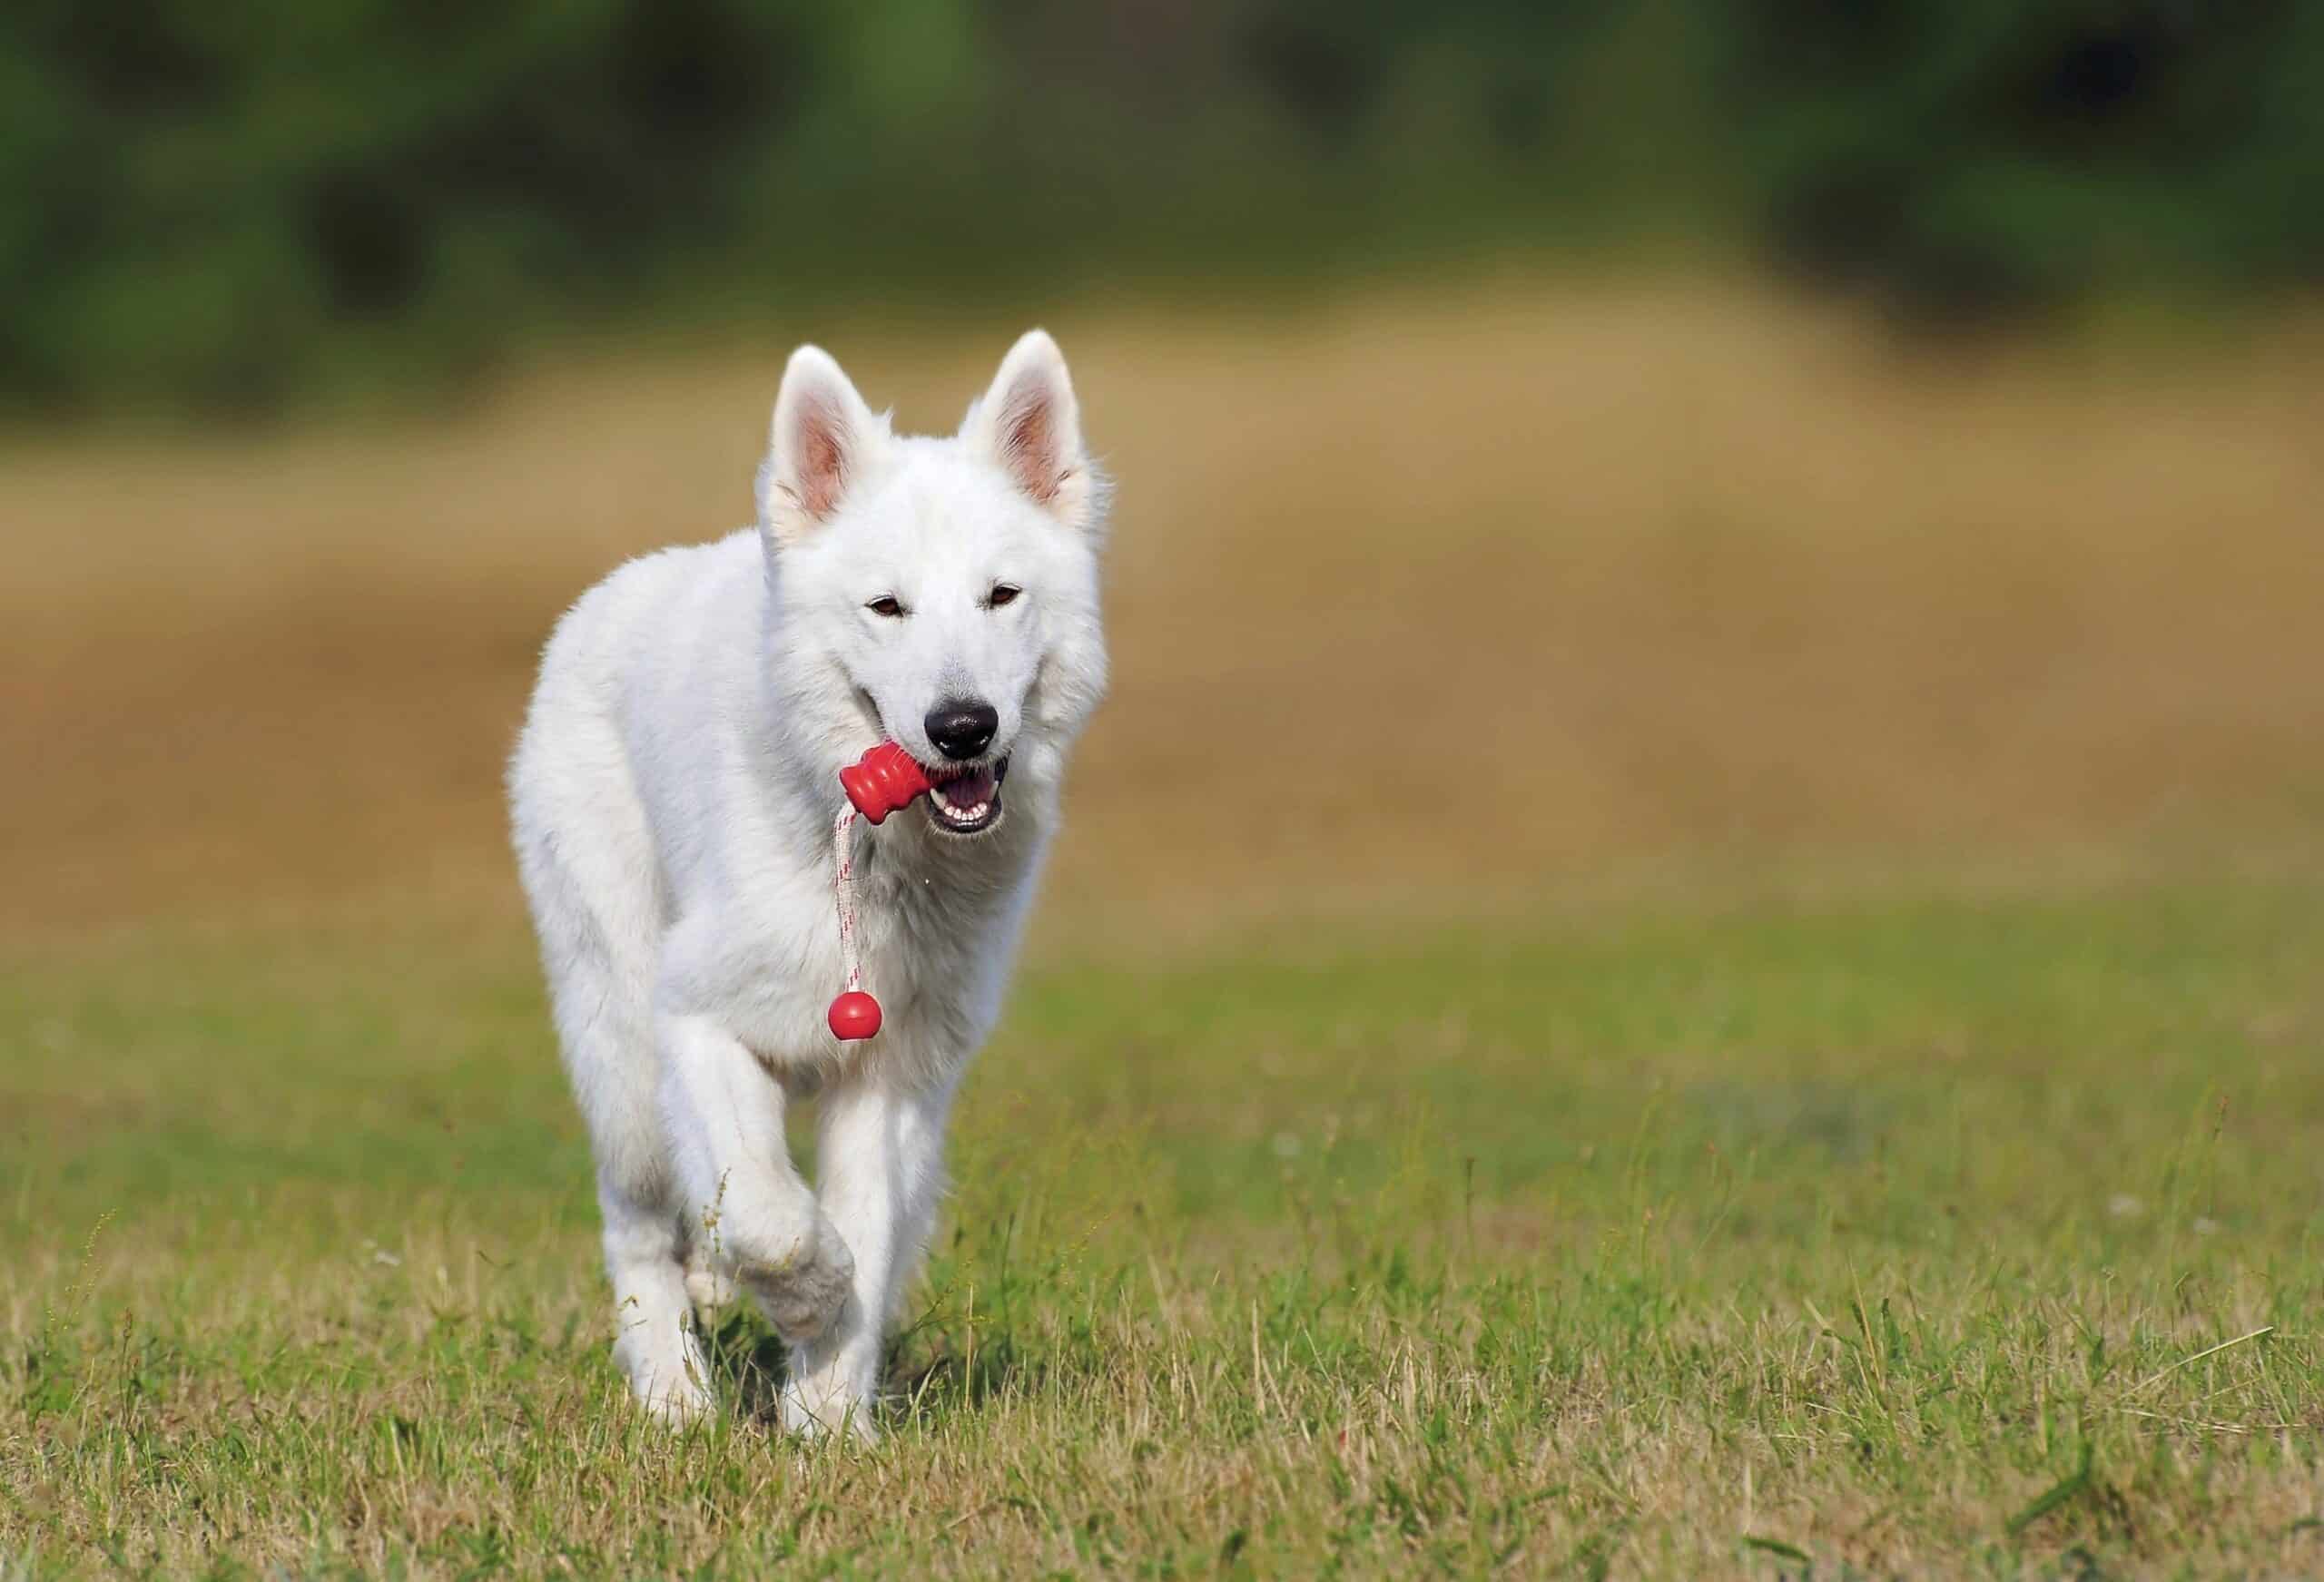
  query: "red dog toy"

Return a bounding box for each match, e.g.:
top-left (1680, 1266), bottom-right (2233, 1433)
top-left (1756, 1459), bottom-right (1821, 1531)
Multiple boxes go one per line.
top-left (825, 743), bottom-right (936, 1040)
top-left (838, 741), bottom-right (931, 824)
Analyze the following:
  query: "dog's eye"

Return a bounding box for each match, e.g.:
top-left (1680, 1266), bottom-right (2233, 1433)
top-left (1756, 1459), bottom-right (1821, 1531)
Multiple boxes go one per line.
top-left (866, 595), bottom-right (907, 618)
top-left (987, 584), bottom-right (1022, 609)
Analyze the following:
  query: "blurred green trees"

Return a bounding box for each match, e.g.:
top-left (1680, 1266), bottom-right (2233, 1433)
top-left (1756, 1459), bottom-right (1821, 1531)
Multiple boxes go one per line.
top-left (2, 0), bottom-right (2316, 413)
top-left (1718, 0), bottom-right (2324, 316)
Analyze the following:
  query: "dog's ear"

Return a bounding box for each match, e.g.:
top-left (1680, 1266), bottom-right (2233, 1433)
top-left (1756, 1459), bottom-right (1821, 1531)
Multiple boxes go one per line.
top-left (759, 346), bottom-right (884, 545)
top-left (964, 329), bottom-right (1100, 529)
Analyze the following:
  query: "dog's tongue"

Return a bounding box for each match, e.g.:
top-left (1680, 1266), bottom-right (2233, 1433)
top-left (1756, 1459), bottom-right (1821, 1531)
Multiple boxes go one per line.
top-left (935, 765), bottom-right (998, 807)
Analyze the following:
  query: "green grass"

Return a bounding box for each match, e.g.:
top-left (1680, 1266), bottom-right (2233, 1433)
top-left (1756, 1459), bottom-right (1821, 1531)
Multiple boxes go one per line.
top-left (5, 872), bottom-right (2322, 1577)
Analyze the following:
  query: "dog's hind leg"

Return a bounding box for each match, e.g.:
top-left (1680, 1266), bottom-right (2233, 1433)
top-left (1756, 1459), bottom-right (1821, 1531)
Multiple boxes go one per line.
top-left (600, 1169), bottom-right (714, 1425)
top-left (780, 1075), bottom-right (956, 1441)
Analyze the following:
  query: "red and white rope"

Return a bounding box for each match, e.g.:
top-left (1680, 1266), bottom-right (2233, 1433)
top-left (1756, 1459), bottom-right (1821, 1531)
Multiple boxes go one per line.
top-left (832, 805), bottom-right (864, 993)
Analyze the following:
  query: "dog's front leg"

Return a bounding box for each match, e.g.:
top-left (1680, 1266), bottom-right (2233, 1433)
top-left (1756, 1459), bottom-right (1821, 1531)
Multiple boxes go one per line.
top-left (659, 1013), bottom-right (855, 1349)
top-left (780, 1075), bottom-right (955, 1440)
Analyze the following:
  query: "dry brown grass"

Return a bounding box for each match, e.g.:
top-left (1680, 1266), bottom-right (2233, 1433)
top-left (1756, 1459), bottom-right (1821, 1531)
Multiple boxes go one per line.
top-left (5, 278), bottom-right (2320, 939)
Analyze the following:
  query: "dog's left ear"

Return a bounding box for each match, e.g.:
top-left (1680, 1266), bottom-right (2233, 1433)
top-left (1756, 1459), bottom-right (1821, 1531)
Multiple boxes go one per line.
top-left (964, 329), bottom-right (1099, 530)
top-left (760, 345), bottom-right (886, 546)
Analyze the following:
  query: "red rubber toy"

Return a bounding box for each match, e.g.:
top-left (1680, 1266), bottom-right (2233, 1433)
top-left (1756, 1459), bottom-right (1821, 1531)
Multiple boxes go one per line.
top-left (826, 989), bottom-right (882, 1041)
top-left (827, 742), bottom-right (931, 1041)
top-left (838, 742), bottom-right (931, 824)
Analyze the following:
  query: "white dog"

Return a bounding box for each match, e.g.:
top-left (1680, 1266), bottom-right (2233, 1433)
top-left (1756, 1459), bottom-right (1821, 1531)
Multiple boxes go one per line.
top-left (507, 332), bottom-right (1108, 1435)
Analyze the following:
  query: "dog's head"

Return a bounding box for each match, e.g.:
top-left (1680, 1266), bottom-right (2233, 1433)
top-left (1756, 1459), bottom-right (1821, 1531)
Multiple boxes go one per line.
top-left (757, 331), bottom-right (1109, 839)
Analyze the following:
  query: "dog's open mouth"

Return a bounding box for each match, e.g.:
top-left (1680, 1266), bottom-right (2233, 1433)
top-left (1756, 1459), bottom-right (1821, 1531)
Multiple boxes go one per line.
top-left (926, 758), bottom-right (1008, 835)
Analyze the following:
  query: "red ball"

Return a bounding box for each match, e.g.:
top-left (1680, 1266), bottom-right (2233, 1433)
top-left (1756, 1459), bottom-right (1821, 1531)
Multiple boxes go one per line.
top-left (827, 990), bottom-right (882, 1041)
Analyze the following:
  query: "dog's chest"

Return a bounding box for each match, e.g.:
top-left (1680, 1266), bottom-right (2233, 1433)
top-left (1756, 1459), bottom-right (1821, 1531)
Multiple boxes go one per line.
top-left (709, 837), bottom-right (1029, 1081)
top-left (853, 858), bottom-right (1019, 1027)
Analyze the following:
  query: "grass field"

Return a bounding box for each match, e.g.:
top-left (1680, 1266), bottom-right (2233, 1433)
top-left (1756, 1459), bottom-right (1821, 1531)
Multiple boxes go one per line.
top-left (4, 280), bottom-right (2321, 1576)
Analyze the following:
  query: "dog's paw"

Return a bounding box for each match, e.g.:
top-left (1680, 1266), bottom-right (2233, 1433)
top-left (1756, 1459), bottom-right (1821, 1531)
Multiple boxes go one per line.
top-left (683, 1255), bottom-right (734, 1316)
top-left (737, 1210), bottom-right (856, 1345)
top-left (637, 1376), bottom-right (717, 1430)
top-left (779, 1376), bottom-right (880, 1443)
top-left (614, 1325), bottom-right (715, 1429)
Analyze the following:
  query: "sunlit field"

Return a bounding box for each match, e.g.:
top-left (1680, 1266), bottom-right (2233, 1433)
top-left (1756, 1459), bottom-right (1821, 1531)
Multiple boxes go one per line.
top-left (5, 280), bottom-right (2321, 1576)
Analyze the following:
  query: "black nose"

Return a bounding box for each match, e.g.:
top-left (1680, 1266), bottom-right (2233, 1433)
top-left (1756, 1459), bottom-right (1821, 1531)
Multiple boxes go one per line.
top-left (924, 699), bottom-right (999, 761)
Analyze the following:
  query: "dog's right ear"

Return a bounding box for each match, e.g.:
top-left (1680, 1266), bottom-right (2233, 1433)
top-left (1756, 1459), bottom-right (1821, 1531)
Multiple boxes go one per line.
top-left (758, 346), bottom-right (885, 545)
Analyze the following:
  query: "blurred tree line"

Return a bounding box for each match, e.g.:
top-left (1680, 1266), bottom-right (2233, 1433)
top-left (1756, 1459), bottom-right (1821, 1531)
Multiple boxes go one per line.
top-left (2, 0), bottom-right (2317, 414)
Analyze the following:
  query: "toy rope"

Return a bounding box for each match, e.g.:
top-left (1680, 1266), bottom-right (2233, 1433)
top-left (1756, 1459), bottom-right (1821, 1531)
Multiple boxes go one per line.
top-left (832, 805), bottom-right (864, 994)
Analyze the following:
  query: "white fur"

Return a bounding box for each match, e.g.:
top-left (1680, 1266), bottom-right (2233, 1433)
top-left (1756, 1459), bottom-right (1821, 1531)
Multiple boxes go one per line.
top-left (507, 331), bottom-right (1107, 1435)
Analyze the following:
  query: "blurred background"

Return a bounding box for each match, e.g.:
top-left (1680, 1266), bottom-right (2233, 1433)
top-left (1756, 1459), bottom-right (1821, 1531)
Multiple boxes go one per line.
top-left (10, 12), bottom-right (2324, 1565)
top-left (3, 0), bottom-right (2320, 947)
